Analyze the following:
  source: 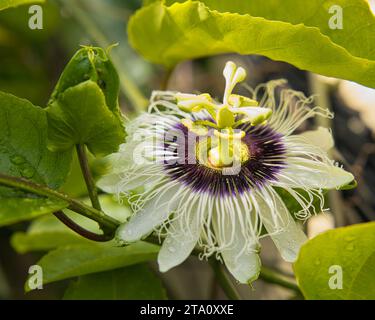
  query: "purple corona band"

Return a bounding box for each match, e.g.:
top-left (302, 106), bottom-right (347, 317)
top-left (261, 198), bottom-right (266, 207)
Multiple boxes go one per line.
top-left (163, 123), bottom-right (286, 196)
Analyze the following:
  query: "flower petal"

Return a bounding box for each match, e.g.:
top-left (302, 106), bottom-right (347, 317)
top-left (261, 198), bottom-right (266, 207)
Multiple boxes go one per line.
top-left (97, 165), bottom-right (161, 194)
top-left (157, 207), bottom-right (201, 272)
top-left (116, 185), bottom-right (179, 242)
top-left (256, 188), bottom-right (307, 262)
top-left (279, 159), bottom-right (354, 190)
top-left (96, 173), bottom-right (122, 193)
top-left (220, 233), bottom-right (261, 284)
top-left (214, 197), bottom-right (261, 284)
top-left (297, 127), bottom-right (334, 151)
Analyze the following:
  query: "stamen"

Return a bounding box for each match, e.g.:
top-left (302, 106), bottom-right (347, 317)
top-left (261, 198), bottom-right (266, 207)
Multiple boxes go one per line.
top-left (176, 61), bottom-right (272, 132)
top-left (223, 61), bottom-right (246, 105)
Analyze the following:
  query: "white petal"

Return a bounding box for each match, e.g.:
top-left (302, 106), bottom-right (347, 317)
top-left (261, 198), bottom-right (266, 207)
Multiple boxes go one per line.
top-left (220, 233), bottom-right (261, 284)
top-left (256, 189), bottom-right (307, 262)
top-left (97, 165), bottom-right (161, 194)
top-left (279, 159), bottom-right (354, 189)
top-left (214, 198), bottom-right (261, 284)
top-left (96, 149), bottom-right (137, 193)
top-left (271, 221), bottom-right (307, 262)
top-left (158, 203), bottom-right (201, 272)
top-left (116, 185), bottom-right (179, 242)
top-left (96, 173), bottom-right (122, 193)
top-left (297, 127), bottom-right (334, 151)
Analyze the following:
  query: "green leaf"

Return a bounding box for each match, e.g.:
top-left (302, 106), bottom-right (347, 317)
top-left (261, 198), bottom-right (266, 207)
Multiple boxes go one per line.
top-left (63, 264), bottom-right (167, 300)
top-left (153, 0), bottom-right (375, 62)
top-left (11, 213), bottom-right (96, 253)
top-left (26, 242), bottom-right (159, 291)
top-left (0, 92), bottom-right (71, 190)
top-left (49, 47), bottom-right (121, 113)
top-left (0, 91), bottom-right (71, 226)
top-left (294, 222), bottom-right (375, 300)
top-left (0, 198), bottom-right (67, 228)
top-left (11, 195), bottom-right (131, 253)
top-left (46, 47), bottom-right (125, 156)
top-left (0, 0), bottom-right (43, 11)
top-left (129, 1), bottom-right (375, 88)
top-left (46, 80), bottom-right (125, 156)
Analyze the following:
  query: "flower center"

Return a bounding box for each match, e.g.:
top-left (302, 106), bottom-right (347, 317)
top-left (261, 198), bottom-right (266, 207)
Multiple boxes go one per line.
top-left (163, 122), bottom-right (286, 196)
top-left (195, 129), bottom-right (250, 170)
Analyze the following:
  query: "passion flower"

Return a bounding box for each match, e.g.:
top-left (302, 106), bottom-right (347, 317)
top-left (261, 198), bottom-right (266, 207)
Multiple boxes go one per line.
top-left (98, 61), bottom-right (354, 284)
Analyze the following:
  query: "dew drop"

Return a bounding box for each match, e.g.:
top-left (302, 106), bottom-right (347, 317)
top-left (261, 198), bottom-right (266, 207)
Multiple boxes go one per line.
top-left (21, 167), bottom-right (35, 179)
top-left (168, 246), bottom-right (176, 253)
top-left (346, 243), bottom-right (355, 251)
top-left (10, 155), bottom-right (25, 165)
top-left (314, 259), bottom-right (321, 266)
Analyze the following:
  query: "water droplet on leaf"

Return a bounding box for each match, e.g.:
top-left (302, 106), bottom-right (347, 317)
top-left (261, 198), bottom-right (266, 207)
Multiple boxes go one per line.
top-left (10, 155), bottom-right (25, 165)
top-left (346, 243), bottom-right (355, 251)
top-left (21, 167), bottom-right (35, 179)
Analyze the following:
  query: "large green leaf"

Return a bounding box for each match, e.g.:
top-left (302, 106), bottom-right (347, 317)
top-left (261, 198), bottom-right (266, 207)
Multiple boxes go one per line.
top-left (26, 241), bottom-right (159, 291)
top-left (0, 0), bottom-right (43, 11)
top-left (294, 222), bottom-right (375, 300)
top-left (149, 0), bottom-right (375, 61)
top-left (63, 264), bottom-right (167, 300)
top-left (0, 91), bottom-right (71, 226)
top-left (129, 1), bottom-right (375, 88)
top-left (12, 195), bottom-right (131, 253)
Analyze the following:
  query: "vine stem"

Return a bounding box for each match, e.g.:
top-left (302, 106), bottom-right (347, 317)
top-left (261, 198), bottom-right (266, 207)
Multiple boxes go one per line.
top-left (53, 210), bottom-right (114, 241)
top-left (76, 144), bottom-right (102, 211)
top-left (209, 259), bottom-right (242, 300)
top-left (259, 266), bottom-right (301, 293)
top-left (0, 173), bottom-right (119, 231)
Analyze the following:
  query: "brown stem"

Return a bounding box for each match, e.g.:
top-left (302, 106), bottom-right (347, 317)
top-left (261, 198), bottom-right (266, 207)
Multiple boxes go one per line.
top-left (53, 211), bottom-right (114, 242)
